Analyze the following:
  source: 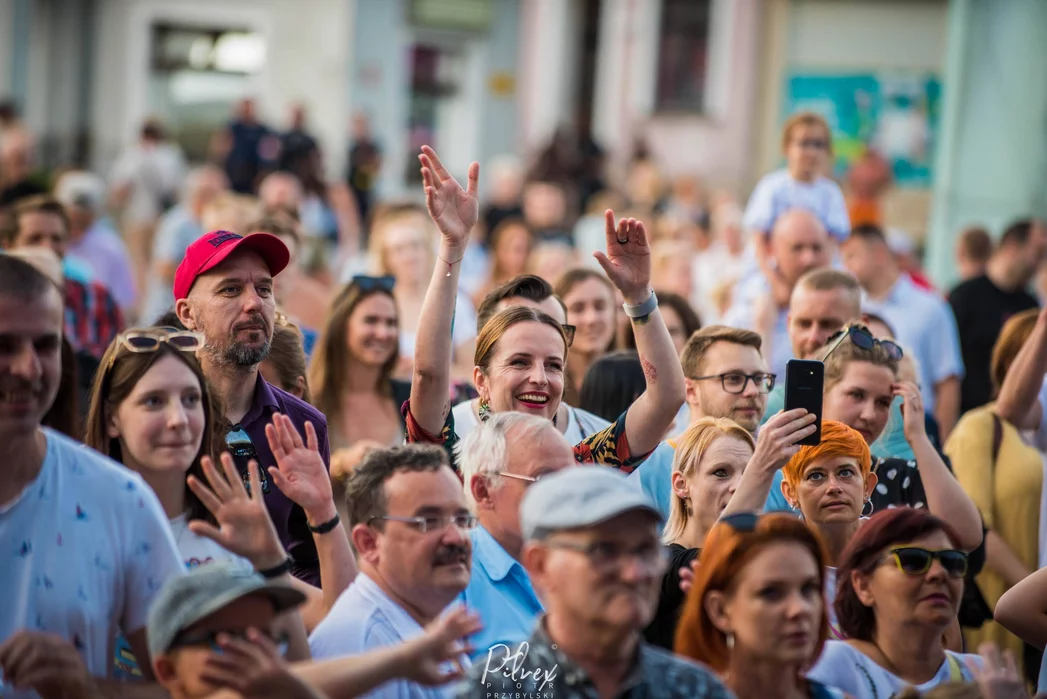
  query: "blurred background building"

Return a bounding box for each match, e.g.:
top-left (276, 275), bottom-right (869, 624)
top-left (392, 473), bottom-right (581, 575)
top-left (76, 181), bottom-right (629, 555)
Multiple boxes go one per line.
top-left (1, 0), bottom-right (1045, 287)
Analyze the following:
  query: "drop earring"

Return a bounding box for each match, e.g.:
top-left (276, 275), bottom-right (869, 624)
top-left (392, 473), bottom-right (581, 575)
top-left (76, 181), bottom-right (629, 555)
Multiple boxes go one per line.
top-left (478, 399), bottom-right (492, 422)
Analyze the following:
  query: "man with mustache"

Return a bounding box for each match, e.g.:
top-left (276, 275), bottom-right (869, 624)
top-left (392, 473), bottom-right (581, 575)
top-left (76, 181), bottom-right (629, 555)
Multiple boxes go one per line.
top-left (629, 325), bottom-right (803, 516)
top-left (310, 445), bottom-right (474, 699)
top-left (174, 229), bottom-right (333, 586)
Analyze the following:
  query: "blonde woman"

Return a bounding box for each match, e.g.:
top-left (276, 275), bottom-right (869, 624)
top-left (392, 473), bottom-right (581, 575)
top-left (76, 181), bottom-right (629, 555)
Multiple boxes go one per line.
top-left (644, 417), bottom-right (755, 650)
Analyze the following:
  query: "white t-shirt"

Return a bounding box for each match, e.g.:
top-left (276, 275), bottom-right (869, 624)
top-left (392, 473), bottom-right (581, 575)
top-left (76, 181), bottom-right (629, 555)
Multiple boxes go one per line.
top-left (310, 572), bottom-right (462, 699)
top-left (451, 399), bottom-right (611, 445)
top-left (114, 514), bottom-right (251, 678)
top-left (0, 429), bottom-right (183, 693)
top-left (742, 169), bottom-right (851, 240)
top-left (807, 641), bottom-right (981, 699)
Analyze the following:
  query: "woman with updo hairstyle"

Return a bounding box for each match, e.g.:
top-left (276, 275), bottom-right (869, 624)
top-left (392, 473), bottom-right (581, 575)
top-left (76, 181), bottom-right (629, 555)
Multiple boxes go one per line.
top-left (643, 417), bottom-right (756, 650)
top-left (675, 512), bottom-right (845, 699)
top-left (807, 508), bottom-right (981, 698)
top-left (404, 146), bottom-right (685, 472)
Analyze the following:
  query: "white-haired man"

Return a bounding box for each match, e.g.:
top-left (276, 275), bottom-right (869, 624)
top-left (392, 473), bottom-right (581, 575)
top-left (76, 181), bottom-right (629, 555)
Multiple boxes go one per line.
top-left (455, 412), bottom-right (575, 659)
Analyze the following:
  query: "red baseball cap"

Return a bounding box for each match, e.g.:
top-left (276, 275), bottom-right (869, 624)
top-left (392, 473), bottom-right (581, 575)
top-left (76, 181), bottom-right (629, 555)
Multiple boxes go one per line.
top-left (173, 230), bottom-right (290, 301)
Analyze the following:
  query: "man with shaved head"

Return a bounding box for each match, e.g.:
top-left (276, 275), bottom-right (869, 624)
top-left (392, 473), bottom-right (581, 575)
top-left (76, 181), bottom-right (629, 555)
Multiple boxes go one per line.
top-left (722, 208), bottom-right (833, 378)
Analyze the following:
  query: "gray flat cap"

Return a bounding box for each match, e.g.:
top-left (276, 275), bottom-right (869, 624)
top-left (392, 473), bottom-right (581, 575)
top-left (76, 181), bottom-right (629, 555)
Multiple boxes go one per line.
top-left (520, 466), bottom-right (662, 540)
top-left (147, 562), bottom-right (306, 659)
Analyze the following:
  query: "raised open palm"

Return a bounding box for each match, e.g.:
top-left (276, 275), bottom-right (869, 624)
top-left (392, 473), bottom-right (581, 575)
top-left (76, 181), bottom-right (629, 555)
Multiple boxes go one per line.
top-left (593, 210), bottom-right (651, 301)
top-left (418, 145), bottom-right (479, 246)
top-left (187, 452), bottom-right (286, 569)
top-left (402, 606), bottom-right (482, 685)
top-left (265, 413), bottom-right (333, 521)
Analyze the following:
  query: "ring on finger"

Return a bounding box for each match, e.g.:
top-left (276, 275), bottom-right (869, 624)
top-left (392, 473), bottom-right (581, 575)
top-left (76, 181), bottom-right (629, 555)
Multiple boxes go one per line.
top-left (616, 235), bottom-right (629, 244)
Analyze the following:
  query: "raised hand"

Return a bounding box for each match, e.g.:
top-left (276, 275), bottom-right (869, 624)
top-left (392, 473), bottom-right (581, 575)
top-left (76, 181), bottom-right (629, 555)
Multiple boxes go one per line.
top-left (892, 381), bottom-right (927, 443)
top-left (188, 452), bottom-right (287, 570)
top-left (974, 643), bottom-right (1029, 699)
top-left (0, 631), bottom-right (92, 699)
top-left (400, 605), bottom-right (482, 685)
top-left (265, 413), bottom-right (336, 525)
top-left (418, 145), bottom-right (479, 247)
top-left (201, 628), bottom-right (324, 699)
top-left (678, 558), bottom-right (700, 594)
top-left (748, 409), bottom-right (818, 474)
top-left (593, 210), bottom-right (651, 303)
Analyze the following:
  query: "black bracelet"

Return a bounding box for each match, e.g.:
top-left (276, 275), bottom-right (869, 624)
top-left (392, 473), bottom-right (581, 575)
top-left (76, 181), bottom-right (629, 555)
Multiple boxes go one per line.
top-left (309, 513), bottom-right (341, 534)
top-left (257, 556), bottom-right (294, 579)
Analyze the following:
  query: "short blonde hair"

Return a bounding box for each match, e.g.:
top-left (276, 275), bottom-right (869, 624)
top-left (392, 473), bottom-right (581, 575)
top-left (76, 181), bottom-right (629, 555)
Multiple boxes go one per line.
top-left (662, 417), bottom-right (755, 544)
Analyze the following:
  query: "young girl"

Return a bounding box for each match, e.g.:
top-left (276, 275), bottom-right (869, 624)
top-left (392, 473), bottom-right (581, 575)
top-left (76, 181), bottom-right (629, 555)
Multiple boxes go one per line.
top-left (84, 328), bottom-right (351, 675)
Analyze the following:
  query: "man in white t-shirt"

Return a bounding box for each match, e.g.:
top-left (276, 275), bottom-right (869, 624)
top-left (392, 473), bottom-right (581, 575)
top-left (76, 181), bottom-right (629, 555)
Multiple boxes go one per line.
top-left (453, 275), bottom-right (609, 443)
top-left (309, 444), bottom-right (471, 698)
top-left (0, 256), bottom-right (183, 698)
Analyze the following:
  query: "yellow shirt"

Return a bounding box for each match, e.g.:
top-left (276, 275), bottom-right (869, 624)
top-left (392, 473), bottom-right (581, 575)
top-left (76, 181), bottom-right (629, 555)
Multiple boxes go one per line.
top-left (945, 405), bottom-right (1042, 670)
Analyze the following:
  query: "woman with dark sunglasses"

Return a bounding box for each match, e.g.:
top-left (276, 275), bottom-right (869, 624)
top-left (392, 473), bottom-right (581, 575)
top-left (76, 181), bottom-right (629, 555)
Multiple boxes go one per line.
top-left (806, 508), bottom-right (982, 698)
top-left (675, 512), bottom-right (847, 699)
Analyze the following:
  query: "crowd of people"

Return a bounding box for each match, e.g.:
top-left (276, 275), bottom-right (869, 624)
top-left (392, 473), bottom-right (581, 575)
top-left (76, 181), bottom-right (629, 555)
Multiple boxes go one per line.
top-left (3, 98), bottom-right (1047, 699)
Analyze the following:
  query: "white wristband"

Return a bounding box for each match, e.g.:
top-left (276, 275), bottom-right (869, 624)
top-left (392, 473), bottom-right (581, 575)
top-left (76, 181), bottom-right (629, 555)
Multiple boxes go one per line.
top-left (622, 289), bottom-right (657, 318)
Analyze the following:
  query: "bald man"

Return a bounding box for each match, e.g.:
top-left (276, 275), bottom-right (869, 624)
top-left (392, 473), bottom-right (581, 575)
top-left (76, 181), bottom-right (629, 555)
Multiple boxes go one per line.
top-left (722, 208), bottom-right (833, 378)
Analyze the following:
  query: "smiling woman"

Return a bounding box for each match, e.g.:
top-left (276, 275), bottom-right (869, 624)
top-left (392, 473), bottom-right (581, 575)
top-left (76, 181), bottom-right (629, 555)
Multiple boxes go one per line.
top-left (404, 145), bottom-right (685, 475)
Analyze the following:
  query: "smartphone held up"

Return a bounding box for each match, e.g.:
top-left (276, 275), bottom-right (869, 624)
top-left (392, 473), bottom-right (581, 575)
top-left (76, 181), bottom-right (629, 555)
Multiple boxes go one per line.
top-left (784, 359), bottom-right (824, 446)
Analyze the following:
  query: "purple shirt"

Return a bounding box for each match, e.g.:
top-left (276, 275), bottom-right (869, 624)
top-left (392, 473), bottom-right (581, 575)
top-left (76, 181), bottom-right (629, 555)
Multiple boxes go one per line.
top-left (232, 374), bottom-right (330, 586)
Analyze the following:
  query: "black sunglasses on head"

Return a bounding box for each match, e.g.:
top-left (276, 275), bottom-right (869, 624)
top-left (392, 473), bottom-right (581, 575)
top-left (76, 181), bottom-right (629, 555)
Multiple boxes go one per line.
top-left (350, 275), bottom-right (396, 294)
top-left (720, 512), bottom-right (761, 532)
top-left (824, 324), bottom-right (903, 361)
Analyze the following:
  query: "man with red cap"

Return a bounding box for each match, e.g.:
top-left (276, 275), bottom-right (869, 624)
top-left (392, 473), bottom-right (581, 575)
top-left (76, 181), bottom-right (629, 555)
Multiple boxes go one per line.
top-left (174, 229), bottom-right (332, 586)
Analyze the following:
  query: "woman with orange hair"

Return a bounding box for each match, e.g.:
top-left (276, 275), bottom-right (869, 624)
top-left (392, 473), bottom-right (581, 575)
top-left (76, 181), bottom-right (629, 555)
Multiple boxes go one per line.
top-left (675, 512), bottom-right (847, 699)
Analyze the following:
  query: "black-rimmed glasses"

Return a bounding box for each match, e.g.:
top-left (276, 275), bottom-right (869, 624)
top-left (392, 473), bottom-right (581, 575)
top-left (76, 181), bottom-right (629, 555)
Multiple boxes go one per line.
top-left (824, 324), bottom-right (904, 361)
top-left (368, 514), bottom-right (479, 534)
top-left (169, 628), bottom-right (290, 657)
top-left (225, 424), bottom-right (270, 495)
top-left (690, 372), bottom-right (776, 395)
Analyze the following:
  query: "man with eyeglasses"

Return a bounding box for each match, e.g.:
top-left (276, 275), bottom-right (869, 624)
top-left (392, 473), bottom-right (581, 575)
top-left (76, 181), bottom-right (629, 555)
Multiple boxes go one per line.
top-left (309, 444), bottom-right (473, 698)
top-left (174, 229), bottom-right (333, 586)
top-left (455, 412), bottom-right (575, 660)
top-left (629, 325), bottom-right (795, 516)
top-left (452, 275), bottom-right (611, 443)
top-left (459, 467), bottom-right (731, 699)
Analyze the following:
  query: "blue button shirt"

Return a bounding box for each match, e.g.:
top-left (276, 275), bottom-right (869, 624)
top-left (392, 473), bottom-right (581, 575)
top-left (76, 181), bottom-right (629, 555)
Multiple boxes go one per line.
top-left (628, 442), bottom-right (676, 519)
top-left (458, 526), bottom-right (542, 660)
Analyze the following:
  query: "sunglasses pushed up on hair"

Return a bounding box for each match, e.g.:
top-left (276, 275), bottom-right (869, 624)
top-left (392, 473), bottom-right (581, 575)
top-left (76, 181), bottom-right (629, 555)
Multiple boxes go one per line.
top-left (824, 324), bottom-right (903, 361)
top-left (117, 329), bottom-right (205, 354)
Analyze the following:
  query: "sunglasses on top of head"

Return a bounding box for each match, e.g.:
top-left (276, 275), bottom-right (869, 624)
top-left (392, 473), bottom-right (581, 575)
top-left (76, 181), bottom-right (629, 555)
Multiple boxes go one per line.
top-left (350, 275), bottom-right (396, 294)
top-left (824, 324), bottom-right (903, 361)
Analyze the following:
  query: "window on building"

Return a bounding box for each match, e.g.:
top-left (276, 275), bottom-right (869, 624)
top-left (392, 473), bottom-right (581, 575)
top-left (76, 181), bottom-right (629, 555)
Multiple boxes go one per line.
top-left (148, 23), bottom-right (266, 160)
top-left (655, 0), bottom-right (712, 113)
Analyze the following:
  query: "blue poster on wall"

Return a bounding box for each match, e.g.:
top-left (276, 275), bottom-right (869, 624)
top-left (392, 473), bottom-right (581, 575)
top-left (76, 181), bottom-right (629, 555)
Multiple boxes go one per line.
top-left (784, 73), bottom-right (941, 188)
